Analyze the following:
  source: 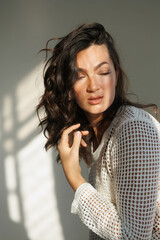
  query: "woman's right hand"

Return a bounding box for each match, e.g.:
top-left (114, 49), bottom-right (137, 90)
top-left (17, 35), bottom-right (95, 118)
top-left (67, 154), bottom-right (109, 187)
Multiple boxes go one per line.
top-left (57, 123), bottom-right (89, 191)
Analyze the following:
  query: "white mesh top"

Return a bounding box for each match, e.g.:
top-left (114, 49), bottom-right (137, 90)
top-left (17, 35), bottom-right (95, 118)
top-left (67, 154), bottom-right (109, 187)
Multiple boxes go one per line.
top-left (71, 105), bottom-right (160, 240)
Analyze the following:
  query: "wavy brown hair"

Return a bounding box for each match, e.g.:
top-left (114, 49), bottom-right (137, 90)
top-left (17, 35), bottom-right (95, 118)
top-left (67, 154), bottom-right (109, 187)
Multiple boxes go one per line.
top-left (36, 22), bottom-right (158, 163)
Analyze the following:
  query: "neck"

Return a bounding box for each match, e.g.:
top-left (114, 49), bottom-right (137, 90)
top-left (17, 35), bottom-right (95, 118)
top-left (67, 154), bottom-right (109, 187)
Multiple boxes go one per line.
top-left (85, 112), bottom-right (111, 150)
top-left (87, 115), bottom-right (102, 140)
top-left (92, 120), bottom-right (111, 152)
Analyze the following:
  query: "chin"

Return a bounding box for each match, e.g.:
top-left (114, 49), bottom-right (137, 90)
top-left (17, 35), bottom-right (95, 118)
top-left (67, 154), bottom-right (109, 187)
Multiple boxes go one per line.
top-left (85, 109), bottom-right (106, 117)
top-left (90, 106), bottom-right (110, 114)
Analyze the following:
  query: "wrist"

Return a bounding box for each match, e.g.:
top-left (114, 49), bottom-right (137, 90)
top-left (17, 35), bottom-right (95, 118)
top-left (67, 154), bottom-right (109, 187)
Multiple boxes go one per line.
top-left (68, 175), bottom-right (86, 191)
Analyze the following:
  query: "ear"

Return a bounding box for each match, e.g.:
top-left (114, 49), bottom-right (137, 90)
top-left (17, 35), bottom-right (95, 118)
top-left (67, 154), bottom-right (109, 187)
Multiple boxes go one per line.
top-left (115, 69), bottom-right (119, 86)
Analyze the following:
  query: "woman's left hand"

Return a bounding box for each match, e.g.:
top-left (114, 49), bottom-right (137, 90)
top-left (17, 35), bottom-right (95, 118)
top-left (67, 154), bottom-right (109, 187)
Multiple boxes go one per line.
top-left (57, 123), bottom-right (89, 191)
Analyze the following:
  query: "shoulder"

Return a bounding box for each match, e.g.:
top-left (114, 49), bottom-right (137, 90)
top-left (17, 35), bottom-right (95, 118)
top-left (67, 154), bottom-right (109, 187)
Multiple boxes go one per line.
top-left (115, 105), bottom-right (160, 139)
top-left (117, 104), bottom-right (159, 125)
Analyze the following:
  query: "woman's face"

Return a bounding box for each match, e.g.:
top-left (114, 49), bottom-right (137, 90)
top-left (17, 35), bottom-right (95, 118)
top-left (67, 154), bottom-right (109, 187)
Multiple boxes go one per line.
top-left (73, 44), bottom-right (118, 124)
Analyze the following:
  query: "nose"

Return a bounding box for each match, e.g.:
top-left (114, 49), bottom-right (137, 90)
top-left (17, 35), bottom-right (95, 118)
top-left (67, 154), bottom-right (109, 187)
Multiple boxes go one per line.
top-left (87, 75), bottom-right (100, 92)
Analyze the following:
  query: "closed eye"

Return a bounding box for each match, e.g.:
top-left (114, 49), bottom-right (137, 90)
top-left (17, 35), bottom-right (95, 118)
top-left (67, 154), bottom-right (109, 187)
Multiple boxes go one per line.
top-left (77, 75), bottom-right (85, 80)
top-left (100, 72), bottom-right (110, 76)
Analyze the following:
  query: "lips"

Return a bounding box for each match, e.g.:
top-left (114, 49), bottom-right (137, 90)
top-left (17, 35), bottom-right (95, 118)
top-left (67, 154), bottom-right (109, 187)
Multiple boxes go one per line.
top-left (87, 96), bottom-right (103, 105)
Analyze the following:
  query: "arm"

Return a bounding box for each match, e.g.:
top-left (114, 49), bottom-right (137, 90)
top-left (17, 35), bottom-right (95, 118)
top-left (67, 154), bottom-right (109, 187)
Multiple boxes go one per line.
top-left (71, 119), bottom-right (160, 239)
top-left (57, 123), bottom-right (88, 191)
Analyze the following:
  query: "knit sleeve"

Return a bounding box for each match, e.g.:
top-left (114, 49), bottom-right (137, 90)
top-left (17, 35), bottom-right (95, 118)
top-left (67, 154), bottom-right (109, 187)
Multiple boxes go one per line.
top-left (71, 119), bottom-right (160, 239)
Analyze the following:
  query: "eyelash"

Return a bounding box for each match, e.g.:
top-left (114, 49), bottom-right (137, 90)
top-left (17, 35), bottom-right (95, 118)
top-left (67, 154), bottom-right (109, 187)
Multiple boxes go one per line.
top-left (100, 72), bottom-right (110, 75)
top-left (77, 76), bottom-right (85, 80)
top-left (77, 72), bottom-right (110, 79)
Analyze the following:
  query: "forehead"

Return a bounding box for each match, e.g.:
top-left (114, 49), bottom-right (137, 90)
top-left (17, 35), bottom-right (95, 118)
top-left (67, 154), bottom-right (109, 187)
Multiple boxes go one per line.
top-left (76, 44), bottom-right (112, 68)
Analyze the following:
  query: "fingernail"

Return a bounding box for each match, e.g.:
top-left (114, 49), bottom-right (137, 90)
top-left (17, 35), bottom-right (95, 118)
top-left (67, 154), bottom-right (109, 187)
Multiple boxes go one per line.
top-left (76, 131), bottom-right (81, 137)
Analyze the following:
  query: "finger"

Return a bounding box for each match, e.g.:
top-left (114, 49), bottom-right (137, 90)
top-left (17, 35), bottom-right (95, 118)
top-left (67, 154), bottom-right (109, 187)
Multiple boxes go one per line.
top-left (72, 131), bottom-right (82, 153)
top-left (81, 138), bottom-right (87, 147)
top-left (65, 123), bottom-right (80, 134)
top-left (81, 130), bottom-right (89, 136)
top-left (80, 130), bottom-right (89, 147)
top-left (61, 124), bottom-right (80, 143)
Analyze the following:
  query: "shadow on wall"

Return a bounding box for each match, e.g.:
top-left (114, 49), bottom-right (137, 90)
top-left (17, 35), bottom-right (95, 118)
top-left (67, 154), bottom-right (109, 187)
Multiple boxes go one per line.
top-left (0, 63), bottom-right (89, 240)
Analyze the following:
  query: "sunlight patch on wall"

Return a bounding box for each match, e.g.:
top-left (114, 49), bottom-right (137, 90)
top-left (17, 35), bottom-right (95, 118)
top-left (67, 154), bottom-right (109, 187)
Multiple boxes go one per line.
top-left (17, 133), bottom-right (64, 240)
top-left (17, 115), bottom-right (38, 141)
top-left (4, 155), bottom-right (21, 222)
top-left (3, 138), bottom-right (14, 152)
top-left (3, 63), bottom-right (65, 240)
top-left (16, 63), bottom-right (44, 123)
top-left (7, 193), bottom-right (21, 223)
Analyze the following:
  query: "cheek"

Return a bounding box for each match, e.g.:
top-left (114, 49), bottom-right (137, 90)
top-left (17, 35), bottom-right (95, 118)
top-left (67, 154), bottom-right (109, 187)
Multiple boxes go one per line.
top-left (73, 85), bottom-right (84, 103)
top-left (103, 78), bottom-right (115, 91)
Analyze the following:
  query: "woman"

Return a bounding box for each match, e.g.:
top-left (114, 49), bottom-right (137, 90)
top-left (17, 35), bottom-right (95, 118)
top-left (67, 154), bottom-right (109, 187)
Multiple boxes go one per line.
top-left (37, 23), bottom-right (160, 239)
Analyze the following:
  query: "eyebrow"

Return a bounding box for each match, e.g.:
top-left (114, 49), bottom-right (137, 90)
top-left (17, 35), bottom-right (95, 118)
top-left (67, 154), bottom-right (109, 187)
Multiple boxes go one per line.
top-left (77, 61), bottom-right (109, 73)
top-left (94, 61), bottom-right (109, 70)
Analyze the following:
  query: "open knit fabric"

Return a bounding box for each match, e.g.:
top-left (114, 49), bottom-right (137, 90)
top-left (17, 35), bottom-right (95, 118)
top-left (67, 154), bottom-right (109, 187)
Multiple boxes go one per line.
top-left (71, 105), bottom-right (160, 240)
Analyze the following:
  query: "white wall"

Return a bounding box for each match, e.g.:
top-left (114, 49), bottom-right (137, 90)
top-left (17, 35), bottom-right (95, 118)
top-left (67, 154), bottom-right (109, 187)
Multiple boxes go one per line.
top-left (0, 1), bottom-right (160, 240)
